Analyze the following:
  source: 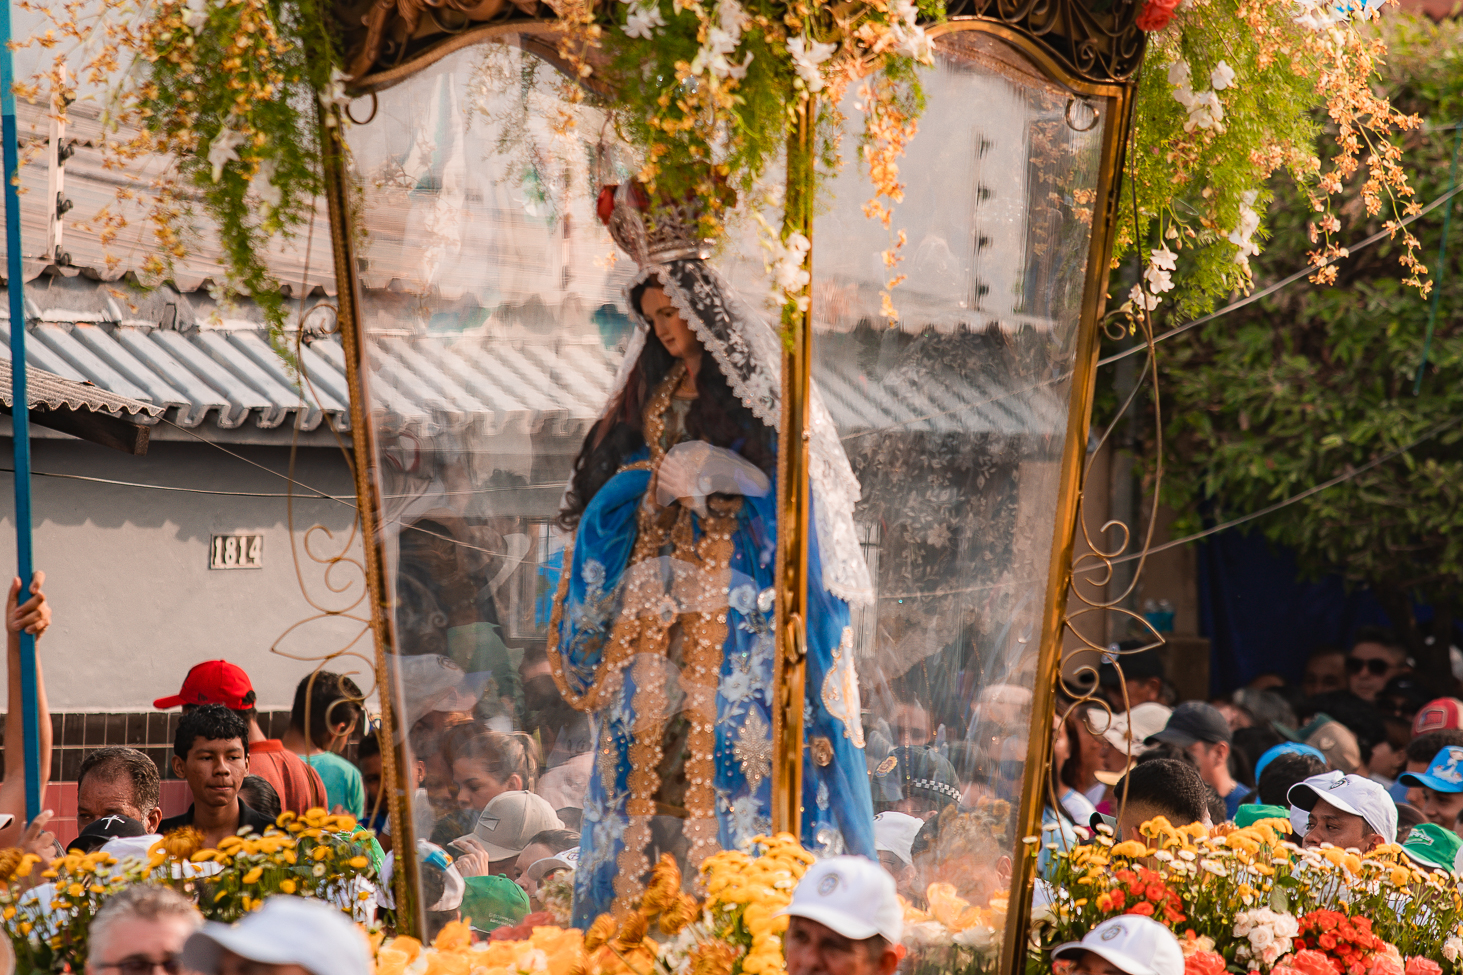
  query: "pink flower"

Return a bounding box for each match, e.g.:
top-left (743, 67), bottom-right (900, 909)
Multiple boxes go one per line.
top-left (1186, 950), bottom-right (1227, 975)
top-left (1367, 952), bottom-right (1403, 975)
top-left (1404, 959), bottom-right (1441, 975)
top-left (1293, 950), bottom-right (1343, 975)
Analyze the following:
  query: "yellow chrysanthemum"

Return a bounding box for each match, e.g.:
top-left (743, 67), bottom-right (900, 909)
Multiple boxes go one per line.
top-left (163, 827), bottom-right (205, 860)
top-left (641, 853), bottom-right (681, 915)
top-left (583, 914), bottom-right (616, 952)
top-left (613, 911), bottom-right (648, 950)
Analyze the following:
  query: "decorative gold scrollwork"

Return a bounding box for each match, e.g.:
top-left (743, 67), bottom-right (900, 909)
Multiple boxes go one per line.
top-left (268, 216), bottom-right (385, 824)
top-left (1049, 165), bottom-right (1165, 841)
top-left (944, 0), bottom-right (1148, 86)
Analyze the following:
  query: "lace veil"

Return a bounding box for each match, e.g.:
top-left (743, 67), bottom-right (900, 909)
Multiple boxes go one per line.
top-left (571, 184), bottom-right (875, 606)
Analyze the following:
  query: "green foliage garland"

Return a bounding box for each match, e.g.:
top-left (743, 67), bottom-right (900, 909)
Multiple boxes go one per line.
top-left (20, 0), bottom-right (345, 345)
top-left (1143, 14), bottom-right (1463, 675)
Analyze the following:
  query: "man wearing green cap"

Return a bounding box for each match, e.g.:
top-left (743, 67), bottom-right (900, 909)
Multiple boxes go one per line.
top-left (1233, 805), bottom-right (1293, 831)
top-left (1400, 822), bottom-right (1463, 873)
top-left (461, 874), bottom-right (531, 937)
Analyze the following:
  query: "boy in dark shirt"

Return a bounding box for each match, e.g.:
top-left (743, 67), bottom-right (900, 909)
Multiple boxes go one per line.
top-left (158, 705), bottom-right (274, 847)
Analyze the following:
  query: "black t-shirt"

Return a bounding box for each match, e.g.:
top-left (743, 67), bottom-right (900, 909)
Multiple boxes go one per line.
top-left (159, 798), bottom-right (276, 836)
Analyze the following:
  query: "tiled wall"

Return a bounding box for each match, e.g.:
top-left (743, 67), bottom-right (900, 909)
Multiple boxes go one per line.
top-left (0, 711), bottom-right (297, 783)
top-left (0, 711), bottom-right (297, 846)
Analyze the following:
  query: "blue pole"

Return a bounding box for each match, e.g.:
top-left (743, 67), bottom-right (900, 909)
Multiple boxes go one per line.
top-left (0, 0), bottom-right (40, 823)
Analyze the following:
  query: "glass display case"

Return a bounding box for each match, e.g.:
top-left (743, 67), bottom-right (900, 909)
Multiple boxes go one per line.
top-left (330, 13), bottom-right (1137, 963)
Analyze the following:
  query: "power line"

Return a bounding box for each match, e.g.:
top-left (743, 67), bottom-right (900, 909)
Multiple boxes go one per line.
top-left (162, 419), bottom-right (355, 508)
top-left (1089, 412), bottom-right (1463, 568)
top-left (0, 467), bottom-right (357, 499)
top-left (1100, 182), bottom-right (1463, 368)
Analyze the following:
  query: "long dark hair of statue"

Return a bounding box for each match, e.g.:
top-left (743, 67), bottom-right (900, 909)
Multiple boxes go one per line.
top-left (557, 277), bottom-right (775, 530)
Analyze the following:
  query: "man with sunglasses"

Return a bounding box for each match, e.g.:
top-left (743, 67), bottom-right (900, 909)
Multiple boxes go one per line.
top-left (1346, 627), bottom-right (1410, 704)
top-left (86, 885), bottom-right (202, 975)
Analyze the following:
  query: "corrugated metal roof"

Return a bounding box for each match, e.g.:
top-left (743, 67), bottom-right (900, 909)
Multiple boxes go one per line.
top-left (2, 274), bottom-right (1063, 443)
top-left (0, 358), bottom-right (162, 421)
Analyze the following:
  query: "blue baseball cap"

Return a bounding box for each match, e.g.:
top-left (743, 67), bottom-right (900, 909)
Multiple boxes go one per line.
top-left (1254, 743), bottom-right (1328, 781)
top-left (1399, 746), bottom-right (1463, 794)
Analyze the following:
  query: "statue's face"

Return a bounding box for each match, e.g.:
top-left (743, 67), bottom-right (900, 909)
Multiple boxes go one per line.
top-left (641, 285), bottom-right (703, 363)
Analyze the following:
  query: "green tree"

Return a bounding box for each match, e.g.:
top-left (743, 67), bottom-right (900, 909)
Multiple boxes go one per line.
top-left (1140, 16), bottom-right (1463, 680)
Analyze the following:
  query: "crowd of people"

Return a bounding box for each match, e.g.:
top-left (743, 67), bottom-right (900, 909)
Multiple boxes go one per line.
top-left (1047, 630), bottom-right (1463, 859)
top-left (6, 559), bottom-right (1454, 975)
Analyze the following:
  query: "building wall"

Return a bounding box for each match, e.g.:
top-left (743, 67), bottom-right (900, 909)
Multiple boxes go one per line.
top-left (0, 435), bottom-right (369, 713)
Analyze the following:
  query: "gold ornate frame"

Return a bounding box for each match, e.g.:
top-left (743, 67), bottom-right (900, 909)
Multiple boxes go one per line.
top-left (319, 119), bottom-right (422, 930)
top-left (926, 22), bottom-right (1140, 972)
top-left (328, 14), bottom-right (1142, 951)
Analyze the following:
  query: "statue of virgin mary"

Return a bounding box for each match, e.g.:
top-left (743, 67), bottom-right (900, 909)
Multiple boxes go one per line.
top-left (547, 182), bottom-right (876, 923)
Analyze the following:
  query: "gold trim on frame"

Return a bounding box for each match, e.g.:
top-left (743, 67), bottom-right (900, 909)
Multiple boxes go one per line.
top-left (770, 98), bottom-right (816, 839)
top-left (348, 22), bottom-right (606, 96)
top-left (319, 112), bottom-right (423, 937)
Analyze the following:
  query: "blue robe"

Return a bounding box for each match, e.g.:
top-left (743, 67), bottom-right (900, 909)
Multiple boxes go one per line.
top-left (551, 447), bottom-right (876, 923)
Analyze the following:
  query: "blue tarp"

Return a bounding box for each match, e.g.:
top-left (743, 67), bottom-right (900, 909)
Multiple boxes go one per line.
top-left (1197, 530), bottom-right (1443, 695)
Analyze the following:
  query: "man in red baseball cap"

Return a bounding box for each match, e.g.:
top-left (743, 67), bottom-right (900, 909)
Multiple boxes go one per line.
top-left (155, 661), bottom-right (326, 815)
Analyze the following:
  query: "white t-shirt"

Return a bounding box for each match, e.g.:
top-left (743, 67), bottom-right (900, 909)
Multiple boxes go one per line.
top-left (1060, 788), bottom-right (1098, 827)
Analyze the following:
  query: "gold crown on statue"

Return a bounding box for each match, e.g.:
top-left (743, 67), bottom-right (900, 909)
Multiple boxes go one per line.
top-left (596, 181), bottom-right (713, 266)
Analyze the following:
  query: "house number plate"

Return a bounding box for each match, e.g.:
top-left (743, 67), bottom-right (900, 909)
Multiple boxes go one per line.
top-left (210, 534), bottom-right (263, 569)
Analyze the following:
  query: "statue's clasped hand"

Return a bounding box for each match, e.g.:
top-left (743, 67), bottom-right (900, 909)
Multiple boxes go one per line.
top-left (655, 441), bottom-right (771, 516)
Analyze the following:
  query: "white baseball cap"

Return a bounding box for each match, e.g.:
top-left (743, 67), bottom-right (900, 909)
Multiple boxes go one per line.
top-left (1287, 770), bottom-right (1398, 844)
top-left (474, 791), bottom-right (564, 860)
top-left (780, 856), bottom-right (902, 945)
top-left (1051, 915), bottom-right (1185, 975)
top-left (1090, 703), bottom-right (1173, 755)
top-left (181, 896), bottom-right (373, 975)
top-left (524, 847), bottom-right (580, 886)
top-left (873, 811), bottom-right (924, 869)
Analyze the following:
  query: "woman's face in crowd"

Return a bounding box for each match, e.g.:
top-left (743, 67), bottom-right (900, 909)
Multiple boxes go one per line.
top-left (452, 757), bottom-right (518, 811)
top-left (1073, 717), bottom-right (1108, 776)
top-left (1052, 716), bottom-right (1071, 768)
top-left (423, 753), bottom-right (457, 813)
